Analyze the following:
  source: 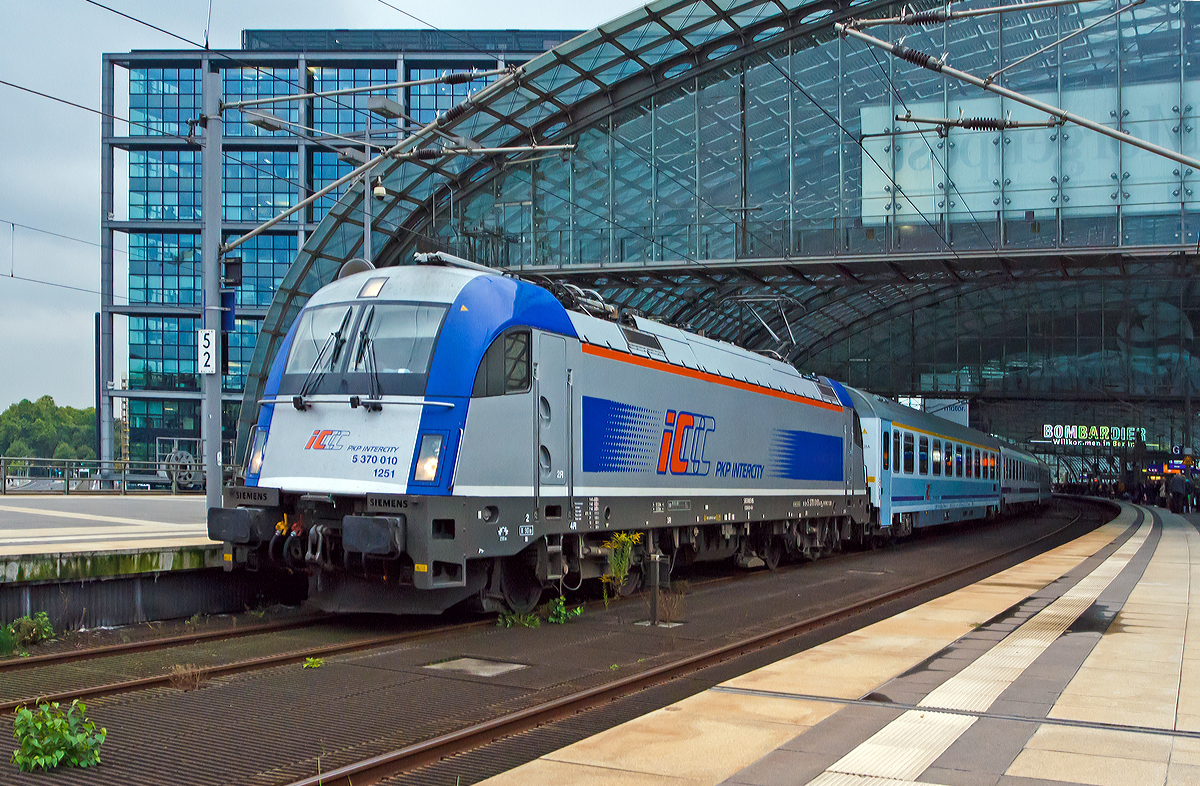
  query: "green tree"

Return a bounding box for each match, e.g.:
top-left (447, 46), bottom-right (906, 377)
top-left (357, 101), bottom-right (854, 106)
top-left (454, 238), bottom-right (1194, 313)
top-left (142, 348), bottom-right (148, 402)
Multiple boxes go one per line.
top-left (0, 398), bottom-right (95, 459)
top-left (6, 439), bottom-right (32, 458)
top-left (53, 442), bottom-right (75, 460)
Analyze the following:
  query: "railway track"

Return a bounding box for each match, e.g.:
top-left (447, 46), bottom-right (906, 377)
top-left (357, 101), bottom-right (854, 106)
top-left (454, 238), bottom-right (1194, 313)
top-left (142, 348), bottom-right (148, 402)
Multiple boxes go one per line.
top-left (0, 499), bottom-right (1106, 786)
top-left (0, 507), bottom-right (996, 711)
top-left (0, 615), bottom-right (490, 713)
top-left (0, 614), bottom-right (327, 673)
top-left (288, 498), bottom-right (1107, 786)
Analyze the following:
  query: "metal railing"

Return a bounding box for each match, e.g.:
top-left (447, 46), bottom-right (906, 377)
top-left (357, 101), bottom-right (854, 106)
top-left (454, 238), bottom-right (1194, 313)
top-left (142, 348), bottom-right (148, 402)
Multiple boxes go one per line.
top-left (0, 456), bottom-right (240, 496)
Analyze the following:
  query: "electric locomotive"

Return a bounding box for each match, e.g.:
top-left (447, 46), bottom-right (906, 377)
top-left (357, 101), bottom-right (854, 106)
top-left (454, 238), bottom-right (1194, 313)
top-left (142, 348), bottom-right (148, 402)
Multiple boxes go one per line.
top-left (210, 252), bottom-right (1047, 615)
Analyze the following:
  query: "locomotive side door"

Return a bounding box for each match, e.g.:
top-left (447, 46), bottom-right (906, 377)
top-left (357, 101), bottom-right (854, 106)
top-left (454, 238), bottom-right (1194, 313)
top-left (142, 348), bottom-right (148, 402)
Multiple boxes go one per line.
top-left (535, 334), bottom-right (570, 499)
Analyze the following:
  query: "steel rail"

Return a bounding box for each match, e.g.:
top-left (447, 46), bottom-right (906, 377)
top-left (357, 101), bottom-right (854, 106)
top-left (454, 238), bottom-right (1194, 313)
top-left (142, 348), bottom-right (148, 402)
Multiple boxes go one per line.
top-left (0, 618), bottom-right (490, 713)
top-left (0, 614), bottom-right (328, 673)
top-left (286, 499), bottom-right (1106, 786)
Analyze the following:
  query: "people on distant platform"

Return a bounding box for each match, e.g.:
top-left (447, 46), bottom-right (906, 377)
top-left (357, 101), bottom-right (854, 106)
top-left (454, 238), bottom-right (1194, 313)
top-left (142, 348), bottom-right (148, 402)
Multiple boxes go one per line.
top-left (1169, 473), bottom-right (1187, 514)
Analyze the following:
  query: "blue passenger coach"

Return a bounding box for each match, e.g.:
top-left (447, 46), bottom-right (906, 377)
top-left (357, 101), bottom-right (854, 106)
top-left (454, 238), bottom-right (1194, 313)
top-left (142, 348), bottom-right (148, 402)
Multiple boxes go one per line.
top-left (847, 388), bottom-right (1004, 536)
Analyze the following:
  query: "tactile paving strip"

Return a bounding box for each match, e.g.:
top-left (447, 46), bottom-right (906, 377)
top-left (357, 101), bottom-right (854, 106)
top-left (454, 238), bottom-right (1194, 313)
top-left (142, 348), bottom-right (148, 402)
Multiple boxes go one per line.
top-left (809, 510), bottom-right (1152, 785)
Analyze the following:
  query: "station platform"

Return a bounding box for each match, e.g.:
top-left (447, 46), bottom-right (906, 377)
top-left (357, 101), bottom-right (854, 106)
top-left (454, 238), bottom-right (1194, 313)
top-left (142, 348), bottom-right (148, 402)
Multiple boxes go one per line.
top-left (482, 501), bottom-right (1198, 786)
top-left (0, 495), bottom-right (214, 583)
top-left (0, 495), bottom-right (300, 628)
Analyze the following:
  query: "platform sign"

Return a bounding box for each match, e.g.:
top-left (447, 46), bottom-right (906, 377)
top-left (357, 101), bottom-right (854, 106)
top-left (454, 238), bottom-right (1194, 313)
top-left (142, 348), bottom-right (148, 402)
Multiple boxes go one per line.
top-left (198, 329), bottom-right (217, 375)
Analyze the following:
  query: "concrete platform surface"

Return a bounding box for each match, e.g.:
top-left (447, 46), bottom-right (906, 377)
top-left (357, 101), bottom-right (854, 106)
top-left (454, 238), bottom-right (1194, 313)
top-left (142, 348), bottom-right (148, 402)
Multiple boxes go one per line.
top-left (480, 502), bottom-right (1200, 786)
top-left (0, 495), bottom-right (208, 556)
top-left (0, 495), bottom-right (213, 584)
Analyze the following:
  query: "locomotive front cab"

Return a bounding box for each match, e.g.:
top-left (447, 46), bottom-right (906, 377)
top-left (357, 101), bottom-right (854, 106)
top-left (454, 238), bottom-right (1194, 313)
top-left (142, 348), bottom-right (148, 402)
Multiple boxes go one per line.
top-left (209, 259), bottom-right (579, 614)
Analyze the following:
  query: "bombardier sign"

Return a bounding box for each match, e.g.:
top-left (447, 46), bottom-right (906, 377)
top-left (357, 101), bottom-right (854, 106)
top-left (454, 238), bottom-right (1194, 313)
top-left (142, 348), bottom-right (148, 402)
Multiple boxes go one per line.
top-left (1044, 424), bottom-right (1147, 447)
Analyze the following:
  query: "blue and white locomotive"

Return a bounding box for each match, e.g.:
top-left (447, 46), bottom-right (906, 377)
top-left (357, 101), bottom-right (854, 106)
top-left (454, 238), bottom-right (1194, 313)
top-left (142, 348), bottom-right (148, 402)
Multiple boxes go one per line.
top-left (210, 252), bottom-right (1049, 614)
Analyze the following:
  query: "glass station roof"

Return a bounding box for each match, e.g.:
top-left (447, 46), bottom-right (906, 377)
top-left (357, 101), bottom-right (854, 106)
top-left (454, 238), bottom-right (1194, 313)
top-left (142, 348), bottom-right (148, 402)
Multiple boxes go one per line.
top-left (237, 0), bottom-right (1198, 445)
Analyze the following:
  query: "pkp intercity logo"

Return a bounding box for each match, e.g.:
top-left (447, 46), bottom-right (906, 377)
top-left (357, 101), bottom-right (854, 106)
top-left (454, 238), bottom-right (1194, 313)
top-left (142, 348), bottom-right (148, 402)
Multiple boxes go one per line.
top-left (305, 429), bottom-right (350, 450)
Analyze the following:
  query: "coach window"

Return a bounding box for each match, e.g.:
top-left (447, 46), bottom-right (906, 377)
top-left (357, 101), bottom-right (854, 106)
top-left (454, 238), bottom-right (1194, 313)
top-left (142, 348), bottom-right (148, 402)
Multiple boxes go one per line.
top-left (991, 454), bottom-right (997, 480)
top-left (894, 431), bottom-right (901, 473)
top-left (945, 443), bottom-right (954, 475)
top-left (956, 444), bottom-right (964, 476)
top-left (882, 427), bottom-right (890, 470)
top-left (918, 436), bottom-right (929, 474)
top-left (903, 433), bottom-right (915, 474)
top-left (932, 440), bottom-right (942, 476)
top-left (472, 329), bottom-right (531, 397)
top-left (975, 450), bottom-right (982, 478)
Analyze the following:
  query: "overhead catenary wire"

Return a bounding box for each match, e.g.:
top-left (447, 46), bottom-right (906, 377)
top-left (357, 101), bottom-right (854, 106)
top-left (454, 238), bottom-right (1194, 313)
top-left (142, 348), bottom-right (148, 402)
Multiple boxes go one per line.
top-left (852, 0), bottom-right (1091, 28)
top-left (221, 67), bottom-right (512, 111)
top-left (857, 43), bottom-right (1001, 258)
top-left (837, 22), bottom-right (1200, 172)
top-left (81, 0), bottom-right (387, 129)
top-left (759, 55), bottom-right (974, 279)
top-left (364, 0), bottom-right (882, 328)
top-left (0, 273), bottom-right (130, 301)
top-left (0, 76), bottom-right (316, 198)
top-left (2, 219), bottom-right (105, 249)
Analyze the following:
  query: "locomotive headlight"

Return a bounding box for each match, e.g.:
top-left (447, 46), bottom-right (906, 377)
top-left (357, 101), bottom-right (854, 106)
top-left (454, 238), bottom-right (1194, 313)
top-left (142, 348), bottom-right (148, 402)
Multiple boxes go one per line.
top-left (245, 427), bottom-right (268, 477)
top-left (413, 434), bottom-right (443, 482)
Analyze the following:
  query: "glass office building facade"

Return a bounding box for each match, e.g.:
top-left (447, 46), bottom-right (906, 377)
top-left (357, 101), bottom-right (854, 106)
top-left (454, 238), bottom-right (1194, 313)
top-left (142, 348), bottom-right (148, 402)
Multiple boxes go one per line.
top-left (250, 0), bottom-right (1198, 477)
top-left (100, 29), bottom-right (580, 464)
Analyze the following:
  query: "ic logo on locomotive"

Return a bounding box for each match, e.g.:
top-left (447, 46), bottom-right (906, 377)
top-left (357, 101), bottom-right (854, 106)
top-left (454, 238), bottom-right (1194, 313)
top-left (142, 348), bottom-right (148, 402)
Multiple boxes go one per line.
top-left (656, 410), bottom-right (715, 476)
top-left (304, 429), bottom-right (350, 451)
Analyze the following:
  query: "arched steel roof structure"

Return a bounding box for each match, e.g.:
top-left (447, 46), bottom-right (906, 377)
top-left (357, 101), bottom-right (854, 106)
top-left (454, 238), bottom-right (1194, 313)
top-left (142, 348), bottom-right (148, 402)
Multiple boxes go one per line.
top-left (239, 0), bottom-right (1200, 455)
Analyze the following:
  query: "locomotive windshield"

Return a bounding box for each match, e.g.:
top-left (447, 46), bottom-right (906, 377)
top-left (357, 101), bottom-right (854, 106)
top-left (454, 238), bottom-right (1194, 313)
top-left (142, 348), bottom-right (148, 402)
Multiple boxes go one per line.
top-left (348, 303), bottom-right (444, 375)
top-left (280, 301), bottom-right (448, 396)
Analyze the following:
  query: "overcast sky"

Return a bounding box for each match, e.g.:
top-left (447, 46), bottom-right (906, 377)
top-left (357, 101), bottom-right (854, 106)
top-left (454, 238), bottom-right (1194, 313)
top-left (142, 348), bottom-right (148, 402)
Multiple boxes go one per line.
top-left (0, 0), bottom-right (632, 413)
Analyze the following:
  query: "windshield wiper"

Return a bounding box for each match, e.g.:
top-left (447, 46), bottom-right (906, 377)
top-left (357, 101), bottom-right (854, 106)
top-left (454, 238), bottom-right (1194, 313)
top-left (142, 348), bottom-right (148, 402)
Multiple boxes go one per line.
top-left (350, 306), bottom-right (383, 412)
top-left (294, 307), bottom-right (353, 410)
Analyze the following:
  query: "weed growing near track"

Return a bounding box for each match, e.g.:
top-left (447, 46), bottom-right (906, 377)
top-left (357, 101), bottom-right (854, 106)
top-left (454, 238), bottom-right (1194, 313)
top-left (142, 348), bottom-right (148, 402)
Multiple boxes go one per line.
top-left (303, 657), bottom-right (325, 669)
top-left (167, 664), bottom-right (205, 691)
top-left (496, 611), bottom-right (540, 628)
top-left (601, 531), bottom-right (642, 607)
top-left (9, 612), bottom-right (54, 648)
top-left (548, 596), bottom-right (583, 624)
top-left (11, 699), bottom-right (105, 772)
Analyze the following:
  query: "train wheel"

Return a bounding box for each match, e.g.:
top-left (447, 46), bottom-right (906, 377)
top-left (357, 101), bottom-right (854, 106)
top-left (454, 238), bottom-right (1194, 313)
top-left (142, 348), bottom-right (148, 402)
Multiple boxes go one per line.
top-left (761, 537), bottom-right (783, 570)
top-left (499, 555), bottom-right (543, 614)
top-left (616, 566), bottom-right (643, 597)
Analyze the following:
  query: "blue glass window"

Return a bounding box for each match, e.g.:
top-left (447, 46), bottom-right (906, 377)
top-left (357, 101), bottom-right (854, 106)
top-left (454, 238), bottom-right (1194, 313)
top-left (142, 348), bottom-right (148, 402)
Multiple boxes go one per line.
top-left (129, 149), bottom-right (201, 221)
top-left (129, 67), bottom-right (201, 137)
top-left (309, 150), bottom-right (355, 222)
top-left (311, 67), bottom-right (398, 135)
top-left (222, 150), bottom-right (298, 222)
top-left (128, 234), bottom-right (200, 305)
top-left (224, 233), bottom-right (296, 308)
top-left (128, 316), bottom-right (200, 392)
top-left (223, 67), bottom-right (300, 137)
